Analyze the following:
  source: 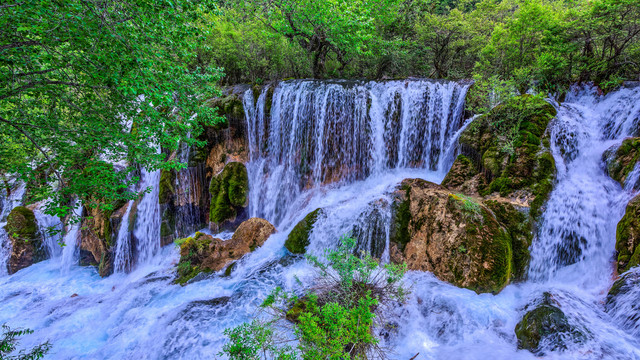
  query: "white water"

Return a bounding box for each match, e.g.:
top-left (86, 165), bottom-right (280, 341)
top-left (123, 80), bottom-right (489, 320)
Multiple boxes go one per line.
top-left (34, 208), bottom-right (63, 259)
top-left (113, 201), bottom-right (134, 273)
top-left (132, 169), bottom-right (161, 265)
top-left (2, 81), bottom-right (640, 359)
top-left (60, 201), bottom-right (83, 273)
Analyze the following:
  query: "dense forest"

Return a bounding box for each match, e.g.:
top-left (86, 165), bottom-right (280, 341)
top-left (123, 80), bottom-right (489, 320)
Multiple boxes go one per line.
top-left (1, 0), bottom-right (640, 359)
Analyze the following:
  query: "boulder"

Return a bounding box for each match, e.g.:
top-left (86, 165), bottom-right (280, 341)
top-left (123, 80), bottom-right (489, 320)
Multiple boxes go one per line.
top-left (450, 95), bottom-right (557, 218)
top-left (176, 217), bottom-right (275, 285)
top-left (209, 162), bottom-right (249, 232)
top-left (615, 195), bottom-right (640, 273)
top-left (80, 199), bottom-right (128, 277)
top-left (4, 206), bottom-right (45, 274)
top-left (515, 294), bottom-right (584, 355)
top-left (604, 137), bottom-right (640, 189)
top-left (284, 208), bottom-right (323, 254)
top-left (605, 269), bottom-right (640, 336)
top-left (389, 179), bottom-right (514, 293)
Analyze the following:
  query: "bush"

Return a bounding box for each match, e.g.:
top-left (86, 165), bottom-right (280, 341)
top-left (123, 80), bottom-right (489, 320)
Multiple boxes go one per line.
top-left (221, 236), bottom-right (408, 359)
top-left (0, 324), bottom-right (50, 360)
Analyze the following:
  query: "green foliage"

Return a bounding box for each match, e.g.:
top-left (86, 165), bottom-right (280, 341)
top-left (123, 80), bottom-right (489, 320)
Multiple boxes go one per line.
top-left (1, 0), bottom-right (225, 222)
top-left (222, 236), bottom-right (408, 359)
top-left (0, 324), bottom-right (50, 360)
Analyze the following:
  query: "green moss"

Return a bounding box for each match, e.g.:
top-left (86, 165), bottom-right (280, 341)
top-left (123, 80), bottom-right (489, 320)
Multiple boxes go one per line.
top-left (284, 208), bottom-right (323, 254)
top-left (285, 298), bottom-right (308, 323)
top-left (5, 206), bottom-right (38, 239)
top-left (209, 162), bottom-right (249, 225)
top-left (615, 196), bottom-right (640, 272)
top-left (159, 169), bottom-right (176, 204)
top-left (390, 187), bottom-right (412, 250)
top-left (484, 200), bottom-right (532, 280)
top-left (175, 233), bottom-right (213, 285)
top-left (474, 208), bottom-right (512, 293)
top-left (515, 303), bottom-right (582, 355)
top-left (606, 137), bottom-right (640, 186)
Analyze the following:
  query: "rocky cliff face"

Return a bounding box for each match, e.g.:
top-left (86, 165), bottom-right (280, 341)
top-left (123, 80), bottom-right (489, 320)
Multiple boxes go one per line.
top-left (615, 195), bottom-right (640, 273)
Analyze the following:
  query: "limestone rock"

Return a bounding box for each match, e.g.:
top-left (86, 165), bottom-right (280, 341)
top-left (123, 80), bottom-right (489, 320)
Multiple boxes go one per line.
top-left (389, 179), bottom-right (513, 293)
top-left (5, 206), bottom-right (45, 274)
top-left (176, 217), bottom-right (275, 285)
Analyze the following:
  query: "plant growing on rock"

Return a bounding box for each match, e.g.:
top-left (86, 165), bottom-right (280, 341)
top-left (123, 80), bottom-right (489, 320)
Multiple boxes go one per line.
top-left (221, 236), bottom-right (408, 359)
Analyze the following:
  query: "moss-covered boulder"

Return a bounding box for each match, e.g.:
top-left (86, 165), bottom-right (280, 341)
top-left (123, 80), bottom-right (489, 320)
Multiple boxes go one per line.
top-left (453, 95), bottom-right (557, 218)
top-left (175, 217), bottom-right (275, 285)
top-left (209, 162), bottom-right (249, 231)
top-left (604, 137), bottom-right (640, 189)
top-left (615, 195), bottom-right (640, 273)
top-left (389, 179), bottom-right (516, 294)
top-left (284, 208), bottom-right (323, 254)
top-left (515, 298), bottom-right (583, 355)
top-left (4, 206), bottom-right (45, 274)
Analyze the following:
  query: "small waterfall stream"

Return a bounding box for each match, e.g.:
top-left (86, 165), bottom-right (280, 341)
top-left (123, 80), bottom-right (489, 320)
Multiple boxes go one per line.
top-left (1, 81), bottom-right (640, 359)
top-left (0, 181), bottom-right (26, 276)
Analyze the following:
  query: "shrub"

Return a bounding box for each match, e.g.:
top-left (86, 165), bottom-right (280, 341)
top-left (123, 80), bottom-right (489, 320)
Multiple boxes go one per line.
top-left (0, 325), bottom-right (50, 360)
top-left (221, 236), bottom-right (408, 359)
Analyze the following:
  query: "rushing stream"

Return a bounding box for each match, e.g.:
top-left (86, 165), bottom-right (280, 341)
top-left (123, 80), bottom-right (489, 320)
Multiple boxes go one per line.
top-left (1, 80), bottom-right (639, 359)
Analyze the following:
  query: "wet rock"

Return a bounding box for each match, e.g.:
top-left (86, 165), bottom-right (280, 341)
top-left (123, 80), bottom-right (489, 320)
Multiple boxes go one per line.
top-left (351, 200), bottom-right (390, 259)
top-left (389, 179), bottom-right (513, 293)
top-left (615, 195), bottom-right (640, 273)
top-left (176, 218), bottom-right (275, 285)
top-left (80, 200), bottom-right (129, 277)
top-left (515, 295), bottom-right (583, 355)
top-left (5, 206), bottom-right (46, 274)
top-left (453, 95), bottom-right (557, 219)
top-left (604, 137), bottom-right (640, 189)
top-left (605, 269), bottom-right (640, 337)
top-left (284, 208), bottom-right (323, 254)
top-left (209, 162), bottom-right (249, 232)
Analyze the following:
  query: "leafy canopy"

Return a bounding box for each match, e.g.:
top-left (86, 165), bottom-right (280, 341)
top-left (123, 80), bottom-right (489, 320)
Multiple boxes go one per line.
top-left (0, 0), bottom-right (224, 218)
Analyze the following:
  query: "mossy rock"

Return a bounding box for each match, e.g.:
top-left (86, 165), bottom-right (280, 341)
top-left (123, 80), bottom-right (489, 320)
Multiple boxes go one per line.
top-left (483, 200), bottom-right (532, 280)
top-left (206, 94), bottom-right (244, 130)
top-left (515, 299), bottom-right (584, 355)
top-left (284, 208), bottom-right (323, 254)
top-left (175, 232), bottom-right (213, 285)
top-left (455, 95), bottom-right (557, 218)
top-left (615, 195), bottom-right (640, 273)
top-left (4, 206), bottom-right (46, 274)
top-left (158, 169), bottom-right (176, 204)
top-left (605, 137), bottom-right (640, 188)
top-left (209, 162), bottom-right (249, 228)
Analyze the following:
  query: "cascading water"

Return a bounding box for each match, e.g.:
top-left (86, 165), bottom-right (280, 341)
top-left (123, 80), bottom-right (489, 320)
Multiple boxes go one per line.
top-left (113, 200), bottom-right (134, 273)
top-left (2, 81), bottom-right (640, 360)
top-left (34, 208), bottom-right (63, 259)
top-left (60, 201), bottom-right (83, 272)
top-left (133, 168), bottom-right (162, 265)
top-left (246, 79), bottom-right (470, 225)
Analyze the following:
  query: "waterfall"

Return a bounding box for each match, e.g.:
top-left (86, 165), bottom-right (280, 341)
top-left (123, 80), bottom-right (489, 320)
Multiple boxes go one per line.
top-left (113, 200), bottom-right (134, 273)
top-left (245, 79), bottom-right (471, 225)
top-left (625, 162), bottom-right (640, 191)
top-left (0, 181), bottom-right (26, 276)
top-left (34, 208), bottom-right (63, 259)
top-left (60, 200), bottom-right (83, 272)
top-left (133, 168), bottom-right (161, 265)
top-left (528, 84), bottom-right (640, 287)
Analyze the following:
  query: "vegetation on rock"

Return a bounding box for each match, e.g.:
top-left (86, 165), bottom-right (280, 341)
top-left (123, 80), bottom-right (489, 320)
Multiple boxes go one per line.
top-left (175, 218), bottom-right (275, 285)
top-left (605, 137), bottom-right (640, 188)
top-left (615, 195), bottom-right (640, 273)
top-left (4, 206), bottom-right (45, 274)
top-left (389, 179), bottom-right (516, 294)
top-left (221, 236), bottom-right (408, 359)
top-left (284, 208), bottom-right (324, 254)
top-left (209, 162), bottom-right (249, 230)
top-left (515, 294), bottom-right (584, 355)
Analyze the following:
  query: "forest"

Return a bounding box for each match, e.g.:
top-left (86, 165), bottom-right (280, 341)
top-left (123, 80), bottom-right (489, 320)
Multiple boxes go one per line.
top-left (1, 0), bottom-right (640, 359)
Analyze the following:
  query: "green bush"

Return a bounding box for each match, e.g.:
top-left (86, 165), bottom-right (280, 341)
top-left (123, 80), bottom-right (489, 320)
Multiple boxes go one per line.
top-left (221, 236), bottom-right (408, 359)
top-left (0, 324), bottom-right (50, 360)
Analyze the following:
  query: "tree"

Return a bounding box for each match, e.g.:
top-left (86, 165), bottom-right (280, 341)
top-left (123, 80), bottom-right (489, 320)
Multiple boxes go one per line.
top-left (0, 0), bottom-right (224, 219)
top-left (235, 0), bottom-right (401, 78)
